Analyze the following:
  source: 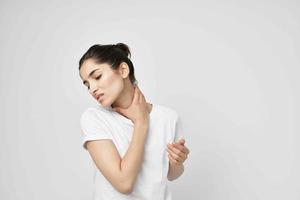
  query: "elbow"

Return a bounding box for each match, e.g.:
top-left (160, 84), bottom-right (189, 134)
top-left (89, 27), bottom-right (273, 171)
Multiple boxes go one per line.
top-left (110, 182), bottom-right (134, 195)
top-left (119, 183), bottom-right (134, 195)
top-left (116, 168), bottom-right (136, 194)
top-left (122, 187), bottom-right (133, 195)
top-left (116, 176), bottom-right (135, 195)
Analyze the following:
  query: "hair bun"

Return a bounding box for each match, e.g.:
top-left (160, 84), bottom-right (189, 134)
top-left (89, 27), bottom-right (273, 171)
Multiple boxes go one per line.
top-left (114, 43), bottom-right (131, 58)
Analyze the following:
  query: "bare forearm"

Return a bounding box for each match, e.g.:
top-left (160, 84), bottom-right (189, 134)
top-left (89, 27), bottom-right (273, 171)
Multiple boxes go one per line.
top-left (120, 122), bottom-right (149, 188)
top-left (167, 162), bottom-right (184, 181)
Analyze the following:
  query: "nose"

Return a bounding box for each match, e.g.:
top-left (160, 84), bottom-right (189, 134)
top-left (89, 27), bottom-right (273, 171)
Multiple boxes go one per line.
top-left (89, 84), bottom-right (98, 96)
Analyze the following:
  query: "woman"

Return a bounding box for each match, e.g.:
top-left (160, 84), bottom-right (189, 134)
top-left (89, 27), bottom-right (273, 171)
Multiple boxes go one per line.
top-left (79, 43), bottom-right (190, 199)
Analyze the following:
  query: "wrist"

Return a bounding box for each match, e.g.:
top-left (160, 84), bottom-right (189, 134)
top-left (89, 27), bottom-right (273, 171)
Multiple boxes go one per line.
top-left (134, 121), bottom-right (149, 129)
top-left (167, 162), bottom-right (184, 181)
top-left (135, 119), bottom-right (149, 126)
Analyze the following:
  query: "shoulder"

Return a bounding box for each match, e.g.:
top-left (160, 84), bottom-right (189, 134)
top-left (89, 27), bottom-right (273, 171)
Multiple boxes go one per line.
top-left (154, 104), bottom-right (179, 121)
top-left (80, 106), bottom-right (110, 122)
top-left (80, 107), bottom-right (100, 118)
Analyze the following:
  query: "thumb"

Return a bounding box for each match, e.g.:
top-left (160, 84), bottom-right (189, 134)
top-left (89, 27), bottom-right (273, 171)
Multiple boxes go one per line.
top-left (178, 138), bottom-right (185, 145)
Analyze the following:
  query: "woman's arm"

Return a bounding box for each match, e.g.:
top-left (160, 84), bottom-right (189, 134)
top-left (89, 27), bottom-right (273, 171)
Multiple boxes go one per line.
top-left (86, 121), bottom-right (149, 194)
top-left (120, 122), bottom-right (149, 191)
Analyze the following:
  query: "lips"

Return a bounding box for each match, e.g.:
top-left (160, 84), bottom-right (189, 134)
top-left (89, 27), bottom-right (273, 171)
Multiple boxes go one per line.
top-left (96, 93), bottom-right (104, 101)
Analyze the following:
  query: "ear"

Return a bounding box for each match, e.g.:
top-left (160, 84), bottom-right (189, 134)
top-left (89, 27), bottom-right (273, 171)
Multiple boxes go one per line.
top-left (118, 62), bottom-right (130, 78)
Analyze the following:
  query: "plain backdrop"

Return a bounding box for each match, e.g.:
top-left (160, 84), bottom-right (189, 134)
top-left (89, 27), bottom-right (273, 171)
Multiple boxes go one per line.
top-left (0, 0), bottom-right (299, 199)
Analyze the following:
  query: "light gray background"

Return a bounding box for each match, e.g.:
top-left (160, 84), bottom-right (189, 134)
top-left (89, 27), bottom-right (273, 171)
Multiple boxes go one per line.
top-left (0, 0), bottom-right (299, 199)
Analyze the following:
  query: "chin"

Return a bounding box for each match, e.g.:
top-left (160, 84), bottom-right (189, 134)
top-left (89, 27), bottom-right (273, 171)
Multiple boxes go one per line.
top-left (99, 101), bottom-right (109, 108)
top-left (99, 98), bottom-right (113, 108)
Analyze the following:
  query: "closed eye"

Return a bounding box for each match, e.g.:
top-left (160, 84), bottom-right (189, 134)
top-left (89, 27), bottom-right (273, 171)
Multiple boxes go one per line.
top-left (86, 75), bottom-right (102, 90)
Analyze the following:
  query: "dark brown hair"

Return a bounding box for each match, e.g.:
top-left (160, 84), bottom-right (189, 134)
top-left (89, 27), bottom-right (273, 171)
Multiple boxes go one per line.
top-left (79, 43), bottom-right (137, 85)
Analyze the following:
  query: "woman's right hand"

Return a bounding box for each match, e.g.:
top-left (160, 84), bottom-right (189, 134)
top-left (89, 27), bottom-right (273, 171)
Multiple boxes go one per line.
top-left (112, 85), bottom-right (150, 125)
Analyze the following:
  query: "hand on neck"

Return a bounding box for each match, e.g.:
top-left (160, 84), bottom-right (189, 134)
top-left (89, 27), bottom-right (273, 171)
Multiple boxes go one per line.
top-left (111, 82), bottom-right (152, 113)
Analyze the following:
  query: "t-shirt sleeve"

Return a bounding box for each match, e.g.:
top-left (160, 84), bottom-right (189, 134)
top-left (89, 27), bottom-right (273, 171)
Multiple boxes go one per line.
top-left (80, 108), bottom-right (113, 150)
top-left (174, 113), bottom-right (184, 143)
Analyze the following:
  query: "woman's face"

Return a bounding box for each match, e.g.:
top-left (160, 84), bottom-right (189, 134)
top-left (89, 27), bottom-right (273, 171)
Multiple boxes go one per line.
top-left (79, 58), bottom-right (129, 108)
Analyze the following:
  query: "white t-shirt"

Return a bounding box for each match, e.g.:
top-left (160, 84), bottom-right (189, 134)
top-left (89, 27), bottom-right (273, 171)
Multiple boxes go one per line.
top-left (80, 103), bottom-right (184, 200)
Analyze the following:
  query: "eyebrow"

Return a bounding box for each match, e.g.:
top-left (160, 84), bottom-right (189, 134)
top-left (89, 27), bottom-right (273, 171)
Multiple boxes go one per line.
top-left (82, 68), bottom-right (101, 85)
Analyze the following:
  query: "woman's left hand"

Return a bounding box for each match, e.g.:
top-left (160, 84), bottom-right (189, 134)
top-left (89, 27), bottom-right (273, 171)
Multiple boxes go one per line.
top-left (166, 139), bottom-right (190, 165)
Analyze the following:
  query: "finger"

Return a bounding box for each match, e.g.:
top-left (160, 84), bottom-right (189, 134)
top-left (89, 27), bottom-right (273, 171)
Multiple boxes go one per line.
top-left (170, 142), bottom-right (187, 154)
top-left (168, 154), bottom-right (178, 165)
top-left (139, 92), bottom-right (146, 104)
top-left (136, 85), bottom-right (143, 102)
top-left (174, 141), bottom-right (189, 155)
top-left (169, 143), bottom-right (188, 160)
top-left (137, 87), bottom-right (145, 103)
top-left (133, 85), bottom-right (140, 104)
top-left (181, 146), bottom-right (190, 155)
top-left (176, 143), bottom-right (189, 155)
top-left (171, 147), bottom-right (186, 161)
top-left (138, 89), bottom-right (143, 103)
top-left (168, 153), bottom-right (182, 165)
top-left (185, 147), bottom-right (190, 155)
top-left (167, 147), bottom-right (185, 162)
